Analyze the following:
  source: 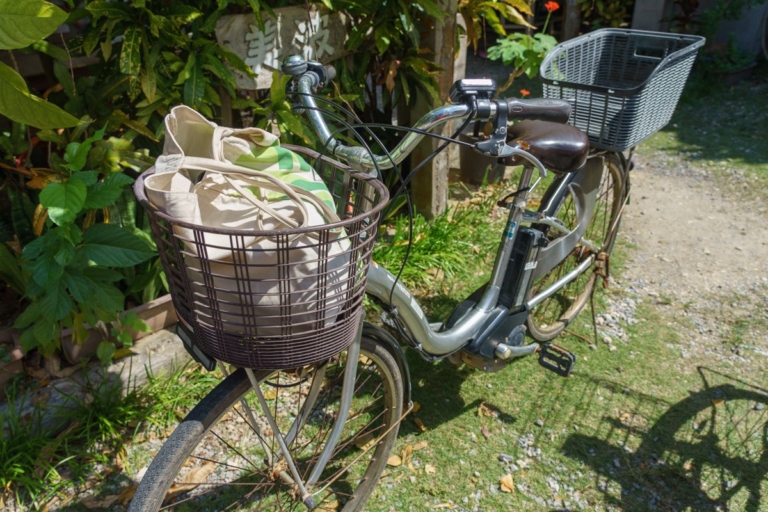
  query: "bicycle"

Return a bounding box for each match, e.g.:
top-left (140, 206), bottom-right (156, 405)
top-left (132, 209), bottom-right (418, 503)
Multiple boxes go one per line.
top-left (129, 28), bottom-right (703, 512)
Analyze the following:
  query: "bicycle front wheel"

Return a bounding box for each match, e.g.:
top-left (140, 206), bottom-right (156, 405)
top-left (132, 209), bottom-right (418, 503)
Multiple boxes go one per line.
top-left (129, 337), bottom-right (404, 512)
top-left (527, 152), bottom-right (625, 341)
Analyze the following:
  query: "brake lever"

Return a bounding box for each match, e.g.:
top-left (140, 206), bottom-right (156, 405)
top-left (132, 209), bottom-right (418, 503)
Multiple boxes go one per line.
top-left (474, 102), bottom-right (508, 157)
top-left (473, 103), bottom-right (547, 179)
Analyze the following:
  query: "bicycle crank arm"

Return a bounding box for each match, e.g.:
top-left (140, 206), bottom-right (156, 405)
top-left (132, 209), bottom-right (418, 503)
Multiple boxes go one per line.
top-left (494, 341), bottom-right (539, 360)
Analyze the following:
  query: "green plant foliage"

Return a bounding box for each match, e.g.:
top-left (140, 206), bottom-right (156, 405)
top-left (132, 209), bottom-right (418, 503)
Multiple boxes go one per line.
top-left (0, 243), bottom-right (24, 295)
top-left (0, 62), bottom-right (82, 129)
top-left (11, 129), bottom-right (155, 358)
top-left (0, 0), bottom-right (68, 49)
top-left (327, 0), bottom-right (445, 123)
top-left (487, 32), bottom-right (558, 78)
top-left (253, 71), bottom-right (316, 145)
top-left (0, 394), bottom-right (58, 506)
top-left (701, 36), bottom-right (755, 73)
top-left (79, 0), bottom-right (258, 129)
top-left (577, 0), bottom-right (633, 29)
top-left (373, 192), bottom-right (504, 292)
top-left (0, 0), bottom-right (81, 128)
top-left (485, 3), bottom-right (558, 91)
top-left (459, 0), bottom-right (534, 52)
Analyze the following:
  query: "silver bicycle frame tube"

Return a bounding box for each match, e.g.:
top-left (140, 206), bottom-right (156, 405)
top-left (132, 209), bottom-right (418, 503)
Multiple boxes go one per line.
top-left (366, 158), bottom-right (602, 357)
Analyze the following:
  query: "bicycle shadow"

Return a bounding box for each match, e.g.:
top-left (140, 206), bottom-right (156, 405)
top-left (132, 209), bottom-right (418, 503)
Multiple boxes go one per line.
top-left (561, 367), bottom-right (768, 511)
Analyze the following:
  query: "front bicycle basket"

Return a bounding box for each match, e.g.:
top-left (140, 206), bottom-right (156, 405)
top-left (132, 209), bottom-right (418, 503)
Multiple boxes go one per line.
top-left (540, 29), bottom-right (705, 151)
top-left (135, 146), bottom-right (388, 370)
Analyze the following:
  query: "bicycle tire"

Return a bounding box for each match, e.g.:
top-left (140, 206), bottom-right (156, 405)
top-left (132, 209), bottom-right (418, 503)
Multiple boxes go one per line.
top-left (129, 336), bottom-right (404, 512)
top-left (526, 152), bottom-right (625, 341)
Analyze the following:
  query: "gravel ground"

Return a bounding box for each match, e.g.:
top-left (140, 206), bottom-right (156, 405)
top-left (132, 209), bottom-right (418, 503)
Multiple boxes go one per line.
top-left (619, 146), bottom-right (768, 374)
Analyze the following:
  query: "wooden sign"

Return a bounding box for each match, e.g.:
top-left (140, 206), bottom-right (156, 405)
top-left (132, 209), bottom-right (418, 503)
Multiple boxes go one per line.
top-left (215, 5), bottom-right (349, 90)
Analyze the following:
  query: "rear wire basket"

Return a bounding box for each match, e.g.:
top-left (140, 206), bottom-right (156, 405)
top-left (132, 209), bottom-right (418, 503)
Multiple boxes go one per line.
top-left (540, 29), bottom-right (705, 151)
top-left (135, 146), bottom-right (388, 370)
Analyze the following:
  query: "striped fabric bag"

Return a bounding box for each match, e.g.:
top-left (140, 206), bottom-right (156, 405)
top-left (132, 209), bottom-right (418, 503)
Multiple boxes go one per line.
top-left (143, 106), bottom-right (349, 335)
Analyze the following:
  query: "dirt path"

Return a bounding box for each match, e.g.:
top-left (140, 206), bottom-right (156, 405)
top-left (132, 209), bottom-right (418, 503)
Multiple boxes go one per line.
top-left (622, 152), bottom-right (768, 298)
top-left (617, 147), bottom-right (768, 372)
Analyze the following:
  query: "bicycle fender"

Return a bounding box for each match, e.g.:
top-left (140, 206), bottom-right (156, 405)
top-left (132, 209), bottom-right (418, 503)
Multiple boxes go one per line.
top-left (362, 323), bottom-right (413, 410)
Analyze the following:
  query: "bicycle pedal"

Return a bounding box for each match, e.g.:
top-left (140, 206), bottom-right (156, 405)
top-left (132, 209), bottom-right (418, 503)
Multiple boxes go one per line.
top-left (538, 343), bottom-right (576, 377)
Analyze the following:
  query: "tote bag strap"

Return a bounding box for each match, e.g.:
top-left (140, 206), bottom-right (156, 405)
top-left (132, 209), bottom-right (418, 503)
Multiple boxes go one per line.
top-left (181, 156), bottom-right (342, 228)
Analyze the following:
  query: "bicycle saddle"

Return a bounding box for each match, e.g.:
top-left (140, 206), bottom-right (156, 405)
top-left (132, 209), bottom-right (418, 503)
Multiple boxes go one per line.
top-left (501, 120), bottom-right (589, 173)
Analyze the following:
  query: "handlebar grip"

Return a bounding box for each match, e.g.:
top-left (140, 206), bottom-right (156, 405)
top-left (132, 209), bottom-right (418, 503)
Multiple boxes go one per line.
top-left (504, 98), bottom-right (572, 124)
top-left (325, 65), bottom-right (336, 82)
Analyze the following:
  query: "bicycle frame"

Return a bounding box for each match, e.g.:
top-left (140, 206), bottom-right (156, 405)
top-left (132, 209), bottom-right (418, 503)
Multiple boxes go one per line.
top-left (286, 62), bottom-right (603, 361)
top-left (365, 156), bottom-right (603, 357)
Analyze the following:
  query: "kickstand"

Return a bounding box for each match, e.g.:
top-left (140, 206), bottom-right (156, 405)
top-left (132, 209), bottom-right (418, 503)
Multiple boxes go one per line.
top-left (590, 287), bottom-right (599, 346)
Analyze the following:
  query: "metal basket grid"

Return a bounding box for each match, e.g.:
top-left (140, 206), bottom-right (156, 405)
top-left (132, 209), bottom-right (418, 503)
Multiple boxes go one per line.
top-left (135, 147), bottom-right (389, 370)
top-left (540, 29), bottom-right (705, 151)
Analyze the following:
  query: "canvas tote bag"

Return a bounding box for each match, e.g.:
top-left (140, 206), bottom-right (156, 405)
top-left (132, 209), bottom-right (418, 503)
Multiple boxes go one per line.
top-left (144, 106), bottom-right (350, 336)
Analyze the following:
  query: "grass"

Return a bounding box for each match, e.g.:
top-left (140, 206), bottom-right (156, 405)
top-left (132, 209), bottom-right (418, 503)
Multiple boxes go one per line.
top-left (0, 362), bottom-right (222, 509)
top-left (362, 239), bottom-right (767, 511)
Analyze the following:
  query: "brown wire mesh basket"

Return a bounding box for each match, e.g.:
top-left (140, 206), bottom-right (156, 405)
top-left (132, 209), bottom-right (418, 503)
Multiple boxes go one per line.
top-left (134, 146), bottom-right (389, 370)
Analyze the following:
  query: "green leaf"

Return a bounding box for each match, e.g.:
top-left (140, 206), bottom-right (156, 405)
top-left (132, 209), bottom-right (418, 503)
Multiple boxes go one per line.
top-left (215, 45), bottom-right (254, 77)
top-left (18, 327), bottom-right (38, 352)
top-left (202, 55), bottom-right (237, 88)
top-left (13, 301), bottom-right (40, 330)
top-left (32, 316), bottom-right (58, 346)
top-left (82, 223), bottom-right (154, 267)
top-left (0, 244), bottom-right (24, 294)
top-left (141, 65), bottom-right (157, 102)
top-left (175, 52), bottom-right (196, 86)
top-left (92, 280), bottom-right (125, 312)
top-left (86, 0), bottom-right (129, 20)
top-left (120, 27), bottom-right (142, 76)
top-left (63, 269), bottom-right (92, 303)
top-left (97, 341), bottom-right (115, 364)
top-left (84, 183), bottom-right (123, 210)
top-left (83, 27), bottom-right (100, 56)
top-left (26, 250), bottom-right (64, 290)
top-left (53, 241), bottom-right (75, 266)
top-left (183, 59), bottom-right (205, 108)
top-left (41, 282), bottom-right (73, 321)
top-left (31, 39), bottom-right (69, 62)
top-left (161, 5), bottom-right (202, 24)
top-left (40, 176), bottom-right (87, 225)
top-left (53, 61), bottom-right (76, 98)
top-left (83, 266), bottom-right (124, 283)
top-left (199, 11), bottom-right (224, 33)
top-left (62, 125), bottom-right (106, 172)
top-left (0, 62), bottom-right (82, 128)
top-left (414, 0), bottom-right (445, 23)
top-left (77, 170), bottom-right (100, 186)
top-left (0, 0), bottom-right (68, 50)
top-left (269, 70), bottom-right (288, 105)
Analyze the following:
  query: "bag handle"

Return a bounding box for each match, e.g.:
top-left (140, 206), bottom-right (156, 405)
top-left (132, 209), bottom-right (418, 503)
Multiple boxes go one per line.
top-left (181, 156), bottom-right (343, 235)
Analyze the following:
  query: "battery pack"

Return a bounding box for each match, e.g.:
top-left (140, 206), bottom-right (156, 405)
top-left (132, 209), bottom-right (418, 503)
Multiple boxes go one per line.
top-left (499, 227), bottom-right (545, 309)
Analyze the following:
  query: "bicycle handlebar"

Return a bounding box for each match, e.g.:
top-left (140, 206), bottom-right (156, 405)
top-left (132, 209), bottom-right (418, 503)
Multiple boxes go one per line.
top-left (283, 56), bottom-right (571, 175)
top-left (503, 97), bottom-right (572, 124)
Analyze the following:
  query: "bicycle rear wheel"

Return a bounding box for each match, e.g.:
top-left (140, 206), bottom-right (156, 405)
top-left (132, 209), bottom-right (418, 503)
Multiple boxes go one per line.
top-left (129, 337), bottom-right (403, 512)
top-left (527, 152), bottom-right (625, 341)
